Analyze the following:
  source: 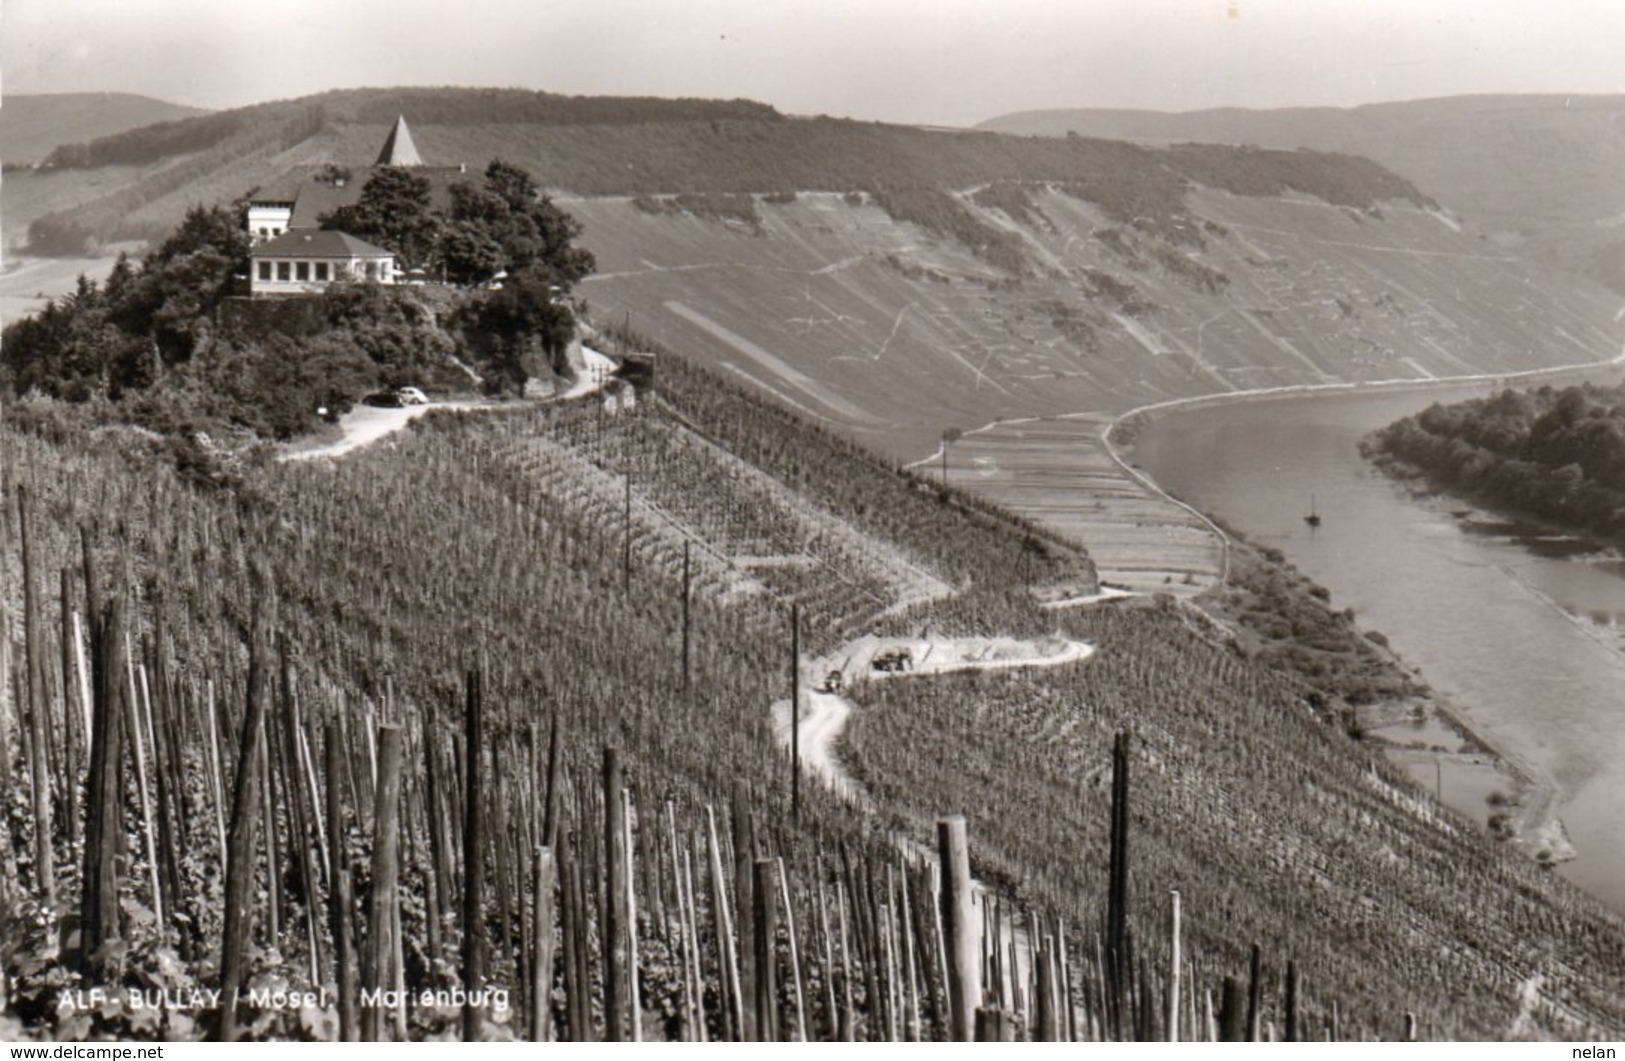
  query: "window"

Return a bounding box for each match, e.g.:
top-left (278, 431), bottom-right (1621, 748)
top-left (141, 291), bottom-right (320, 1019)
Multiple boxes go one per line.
top-left (365, 260), bottom-right (378, 280)
top-left (296, 261), bottom-right (310, 282)
top-left (315, 262), bottom-right (329, 282)
top-left (277, 261), bottom-right (290, 281)
top-left (258, 261), bottom-right (271, 281)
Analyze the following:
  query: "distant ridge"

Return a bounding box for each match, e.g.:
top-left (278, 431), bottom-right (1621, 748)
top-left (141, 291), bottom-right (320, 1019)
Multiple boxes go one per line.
top-left (5, 84), bottom-right (1432, 256)
top-left (980, 94), bottom-right (1625, 295)
top-left (0, 92), bottom-right (207, 166)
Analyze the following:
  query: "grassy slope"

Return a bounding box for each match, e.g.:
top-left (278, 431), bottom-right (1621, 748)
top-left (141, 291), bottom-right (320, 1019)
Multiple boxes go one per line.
top-left (981, 94), bottom-right (1625, 296)
top-left (572, 186), bottom-right (1619, 460)
top-left (0, 93), bottom-right (206, 166)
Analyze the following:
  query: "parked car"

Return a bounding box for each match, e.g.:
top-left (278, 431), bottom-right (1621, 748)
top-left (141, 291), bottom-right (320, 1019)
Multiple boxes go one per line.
top-left (362, 387), bottom-right (429, 408)
top-left (871, 647), bottom-right (913, 673)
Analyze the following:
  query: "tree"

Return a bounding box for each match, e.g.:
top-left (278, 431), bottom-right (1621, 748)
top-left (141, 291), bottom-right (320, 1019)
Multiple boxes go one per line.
top-left (457, 272), bottom-right (576, 389)
top-left (126, 204), bottom-right (251, 364)
top-left (2, 276), bottom-right (146, 400)
top-left (440, 159), bottom-right (595, 287)
top-left (439, 221), bottom-right (508, 286)
top-left (320, 167), bottom-right (440, 269)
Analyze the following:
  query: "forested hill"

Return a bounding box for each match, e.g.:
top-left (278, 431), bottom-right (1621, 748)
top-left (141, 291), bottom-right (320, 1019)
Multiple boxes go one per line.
top-left (1362, 383), bottom-right (1625, 542)
top-left (0, 92), bottom-right (206, 167)
top-left (10, 85), bottom-right (1431, 254)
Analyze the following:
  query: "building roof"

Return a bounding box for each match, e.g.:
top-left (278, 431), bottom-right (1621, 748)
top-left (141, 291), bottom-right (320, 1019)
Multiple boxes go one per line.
top-left (283, 165), bottom-right (468, 228)
top-left (287, 180), bottom-right (363, 229)
top-left (252, 229), bottom-right (395, 260)
top-left (375, 115), bottom-right (424, 167)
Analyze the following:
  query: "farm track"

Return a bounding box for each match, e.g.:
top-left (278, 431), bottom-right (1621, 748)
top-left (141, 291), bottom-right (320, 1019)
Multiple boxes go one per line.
top-left (776, 631), bottom-right (1098, 809)
top-left (771, 624), bottom-right (1101, 1007)
top-left (277, 347), bottom-right (620, 462)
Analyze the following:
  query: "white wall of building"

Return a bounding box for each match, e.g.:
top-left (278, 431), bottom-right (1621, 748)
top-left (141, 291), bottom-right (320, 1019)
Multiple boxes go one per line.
top-left (247, 204), bottom-right (293, 244)
top-left (250, 256), bottom-right (395, 295)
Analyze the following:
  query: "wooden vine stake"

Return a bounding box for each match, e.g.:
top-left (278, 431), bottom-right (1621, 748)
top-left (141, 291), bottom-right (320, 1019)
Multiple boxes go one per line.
top-left (1219, 975), bottom-right (1247, 1042)
top-left (17, 486), bottom-right (53, 908)
top-left (218, 603), bottom-right (272, 1042)
top-left (603, 747), bottom-right (627, 1041)
top-left (325, 720), bottom-right (358, 1041)
top-left (1284, 960), bottom-right (1300, 1043)
top-left (531, 844), bottom-right (555, 1042)
top-left (362, 725), bottom-right (404, 1042)
top-left (462, 669), bottom-right (486, 1042)
top-left (937, 815), bottom-right (979, 1041)
top-left (1246, 941), bottom-right (1263, 1042)
top-left (80, 588), bottom-right (125, 977)
top-left (753, 858), bottom-right (780, 1041)
top-left (1167, 889), bottom-right (1182, 1042)
top-left (1106, 730), bottom-right (1131, 1038)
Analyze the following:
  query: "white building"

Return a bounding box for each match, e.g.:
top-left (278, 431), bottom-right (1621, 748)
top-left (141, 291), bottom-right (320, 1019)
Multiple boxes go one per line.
top-left (246, 200), bottom-right (295, 243)
top-left (241, 115), bottom-right (466, 295)
top-left (250, 230), bottom-right (396, 296)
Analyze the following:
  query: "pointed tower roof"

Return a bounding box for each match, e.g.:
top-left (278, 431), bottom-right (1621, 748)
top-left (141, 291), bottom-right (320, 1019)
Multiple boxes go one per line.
top-left (374, 115), bottom-right (424, 167)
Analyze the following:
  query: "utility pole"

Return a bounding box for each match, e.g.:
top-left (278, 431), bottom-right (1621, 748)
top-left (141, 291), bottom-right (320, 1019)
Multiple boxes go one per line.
top-left (623, 475), bottom-right (632, 590)
top-left (941, 427), bottom-right (962, 484)
top-left (790, 602), bottom-right (800, 821)
top-left (681, 541), bottom-right (691, 695)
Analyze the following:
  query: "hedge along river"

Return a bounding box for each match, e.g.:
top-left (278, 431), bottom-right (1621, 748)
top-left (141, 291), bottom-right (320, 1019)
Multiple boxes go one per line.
top-left (1128, 377), bottom-right (1625, 911)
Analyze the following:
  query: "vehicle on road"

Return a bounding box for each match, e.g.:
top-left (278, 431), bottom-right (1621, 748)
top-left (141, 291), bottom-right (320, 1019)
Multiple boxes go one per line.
top-left (363, 387), bottom-right (429, 408)
top-left (871, 648), bottom-right (913, 673)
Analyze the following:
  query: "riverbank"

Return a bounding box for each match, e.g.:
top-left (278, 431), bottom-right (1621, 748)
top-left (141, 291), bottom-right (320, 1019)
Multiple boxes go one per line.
top-left (1106, 346), bottom-right (1625, 451)
top-left (1114, 379), bottom-right (1625, 876)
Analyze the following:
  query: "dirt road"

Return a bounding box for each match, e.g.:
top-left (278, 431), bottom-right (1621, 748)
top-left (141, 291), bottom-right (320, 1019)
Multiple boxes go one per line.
top-left (278, 347), bottom-right (619, 462)
top-left (775, 632), bottom-right (1097, 804)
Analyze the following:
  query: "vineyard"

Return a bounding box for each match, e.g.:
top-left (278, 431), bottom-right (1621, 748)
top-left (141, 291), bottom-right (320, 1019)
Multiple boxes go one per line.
top-left (1, 350), bottom-right (1623, 1041)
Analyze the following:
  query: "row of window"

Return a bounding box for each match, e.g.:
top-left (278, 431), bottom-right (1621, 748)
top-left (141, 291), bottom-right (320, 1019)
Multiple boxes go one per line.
top-left (254, 259), bottom-right (388, 283)
top-left (254, 227), bottom-right (284, 240)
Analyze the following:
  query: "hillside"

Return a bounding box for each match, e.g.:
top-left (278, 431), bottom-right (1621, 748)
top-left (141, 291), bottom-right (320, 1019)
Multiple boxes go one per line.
top-left (0, 92), bottom-right (206, 167)
top-left (9, 88), bottom-right (1625, 1038)
top-left (8, 85), bottom-right (1424, 255)
top-left (9, 87), bottom-right (1623, 591)
top-left (4, 342), bottom-right (1625, 1039)
top-left (980, 94), bottom-right (1625, 296)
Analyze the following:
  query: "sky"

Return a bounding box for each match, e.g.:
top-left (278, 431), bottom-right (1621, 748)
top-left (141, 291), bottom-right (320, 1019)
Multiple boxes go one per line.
top-left (5, 0), bottom-right (1625, 126)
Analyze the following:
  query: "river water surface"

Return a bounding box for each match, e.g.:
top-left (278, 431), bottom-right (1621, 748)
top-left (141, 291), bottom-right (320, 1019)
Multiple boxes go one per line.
top-left (1132, 382), bottom-right (1625, 910)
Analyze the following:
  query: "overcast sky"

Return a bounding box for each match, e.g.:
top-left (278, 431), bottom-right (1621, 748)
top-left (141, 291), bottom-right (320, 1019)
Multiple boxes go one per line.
top-left (6, 0), bottom-right (1624, 126)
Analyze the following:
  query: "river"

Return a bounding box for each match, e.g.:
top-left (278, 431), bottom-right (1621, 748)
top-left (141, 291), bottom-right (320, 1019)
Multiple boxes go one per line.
top-left (1131, 380), bottom-right (1625, 910)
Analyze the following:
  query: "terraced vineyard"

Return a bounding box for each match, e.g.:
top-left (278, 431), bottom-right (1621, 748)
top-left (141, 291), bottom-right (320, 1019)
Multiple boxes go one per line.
top-left (571, 186), bottom-right (1621, 462)
top-left (843, 599), bottom-right (1625, 1038)
top-left (2, 344), bottom-right (1625, 1040)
